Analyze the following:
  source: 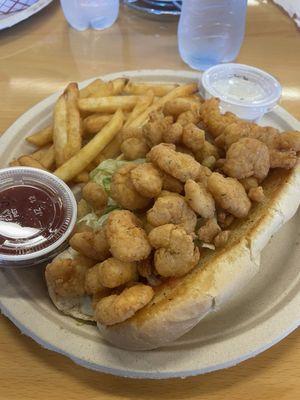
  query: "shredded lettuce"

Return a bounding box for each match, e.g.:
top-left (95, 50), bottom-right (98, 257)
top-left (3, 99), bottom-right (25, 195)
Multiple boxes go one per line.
top-left (78, 205), bottom-right (120, 231)
top-left (90, 158), bottom-right (145, 195)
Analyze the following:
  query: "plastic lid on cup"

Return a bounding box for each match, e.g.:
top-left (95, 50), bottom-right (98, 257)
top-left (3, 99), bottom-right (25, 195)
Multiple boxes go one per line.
top-left (0, 167), bottom-right (77, 268)
top-left (200, 63), bottom-right (282, 121)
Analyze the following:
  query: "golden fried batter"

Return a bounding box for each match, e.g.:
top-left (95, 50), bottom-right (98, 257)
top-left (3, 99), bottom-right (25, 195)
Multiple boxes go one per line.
top-left (185, 179), bottom-right (215, 218)
top-left (82, 182), bottom-right (108, 210)
top-left (148, 224), bottom-right (200, 277)
top-left (95, 284), bottom-right (154, 325)
top-left (130, 163), bottom-right (163, 198)
top-left (69, 228), bottom-right (110, 261)
top-left (98, 258), bottom-right (137, 288)
top-left (46, 256), bottom-right (94, 298)
top-left (147, 194), bottom-right (197, 234)
top-left (106, 210), bottom-right (152, 262)
top-left (143, 115), bottom-right (173, 147)
top-left (162, 172), bottom-right (184, 193)
top-left (121, 137), bottom-right (149, 160)
top-left (248, 186), bottom-right (265, 203)
top-left (200, 98), bottom-right (238, 138)
top-left (110, 164), bottom-right (150, 210)
top-left (198, 218), bottom-right (221, 243)
top-left (207, 172), bottom-right (251, 218)
top-left (214, 230), bottom-right (230, 248)
top-left (147, 143), bottom-right (202, 183)
top-left (182, 123), bottom-right (205, 153)
top-left (163, 122), bottom-right (183, 144)
top-left (223, 138), bottom-right (270, 181)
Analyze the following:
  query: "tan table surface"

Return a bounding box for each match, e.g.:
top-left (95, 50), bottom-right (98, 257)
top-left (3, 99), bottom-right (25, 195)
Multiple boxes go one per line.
top-left (0, 1), bottom-right (300, 399)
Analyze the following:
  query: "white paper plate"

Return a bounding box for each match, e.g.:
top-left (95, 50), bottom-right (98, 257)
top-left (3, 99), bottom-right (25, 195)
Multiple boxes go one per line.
top-left (0, 70), bottom-right (300, 379)
top-left (0, 0), bottom-right (53, 30)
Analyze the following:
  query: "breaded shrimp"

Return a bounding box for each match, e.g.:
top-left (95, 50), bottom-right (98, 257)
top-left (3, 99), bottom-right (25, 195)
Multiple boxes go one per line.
top-left (106, 210), bottom-right (152, 262)
top-left (147, 194), bottom-right (197, 234)
top-left (95, 284), bottom-right (154, 325)
top-left (130, 163), bottom-right (163, 198)
top-left (148, 224), bottom-right (200, 277)
top-left (207, 172), bottom-right (251, 218)
top-left (110, 164), bottom-right (150, 210)
top-left (147, 143), bottom-right (202, 183)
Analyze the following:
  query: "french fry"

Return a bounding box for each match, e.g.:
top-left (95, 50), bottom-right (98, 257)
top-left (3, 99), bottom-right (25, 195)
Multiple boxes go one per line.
top-left (124, 90), bottom-right (154, 128)
top-left (26, 125), bottom-right (53, 147)
top-left (80, 77), bottom-right (128, 99)
top-left (79, 79), bottom-right (104, 98)
top-left (31, 146), bottom-right (51, 162)
top-left (127, 83), bottom-right (198, 128)
top-left (92, 132), bottom-right (122, 167)
top-left (18, 155), bottom-right (46, 170)
top-left (124, 82), bottom-right (179, 96)
top-left (53, 83), bottom-right (82, 166)
top-left (9, 159), bottom-right (20, 167)
top-left (40, 145), bottom-right (55, 170)
top-left (78, 95), bottom-right (140, 114)
top-left (83, 112), bottom-right (130, 135)
top-left (83, 114), bottom-right (113, 135)
top-left (54, 109), bottom-right (124, 182)
top-left (53, 92), bottom-right (68, 166)
top-left (111, 78), bottom-right (129, 95)
top-left (65, 83), bottom-right (82, 159)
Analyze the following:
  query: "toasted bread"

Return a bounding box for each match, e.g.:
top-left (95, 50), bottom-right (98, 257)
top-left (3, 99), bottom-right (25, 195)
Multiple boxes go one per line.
top-left (96, 164), bottom-right (300, 349)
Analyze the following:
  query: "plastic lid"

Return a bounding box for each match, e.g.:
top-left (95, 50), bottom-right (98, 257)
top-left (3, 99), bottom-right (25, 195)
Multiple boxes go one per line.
top-left (0, 167), bottom-right (77, 265)
top-left (201, 63), bottom-right (282, 120)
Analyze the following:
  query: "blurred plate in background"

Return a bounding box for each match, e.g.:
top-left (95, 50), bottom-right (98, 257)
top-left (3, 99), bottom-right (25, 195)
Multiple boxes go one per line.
top-left (0, 0), bottom-right (53, 30)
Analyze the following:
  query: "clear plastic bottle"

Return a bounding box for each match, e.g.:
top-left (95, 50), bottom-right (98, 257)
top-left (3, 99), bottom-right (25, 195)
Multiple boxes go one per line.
top-left (178, 0), bottom-right (248, 71)
top-left (60, 0), bottom-right (119, 31)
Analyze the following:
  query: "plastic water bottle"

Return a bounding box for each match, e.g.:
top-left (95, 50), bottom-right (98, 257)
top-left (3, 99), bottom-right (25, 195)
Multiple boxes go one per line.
top-left (60, 0), bottom-right (119, 31)
top-left (178, 0), bottom-right (248, 71)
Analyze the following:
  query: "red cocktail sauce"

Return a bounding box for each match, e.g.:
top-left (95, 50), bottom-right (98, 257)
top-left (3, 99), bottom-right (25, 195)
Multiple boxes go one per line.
top-left (0, 167), bottom-right (77, 267)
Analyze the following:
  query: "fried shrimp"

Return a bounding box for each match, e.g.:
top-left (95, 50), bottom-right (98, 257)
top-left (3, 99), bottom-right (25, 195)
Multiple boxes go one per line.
top-left (200, 98), bottom-right (238, 138)
top-left (87, 258), bottom-right (138, 289)
top-left (95, 284), bottom-right (154, 325)
top-left (147, 195), bottom-right (197, 234)
top-left (197, 218), bottom-right (221, 243)
top-left (110, 164), bottom-right (150, 210)
top-left (147, 143), bottom-right (202, 183)
top-left (143, 115), bottom-right (173, 147)
top-left (207, 172), bottom-right (251, 218)
top-left (162, 172), bottom-right (184, 193)
top-left (214, 230), bottom-right (230, 248)
top-left (248, 186), bottom-right (265, 203)
top-left (106, 210), bottom-right (152, 262)
top-left (46, 256), bottom-right (94, 298)
top-left (121, 137), bottom-right (149, 160)
top-left (130, 163), bottom-right (163, 198)
top-left (163, 122), bottom-right (183, 144)
top-left (82, 182), bottom-right (108, 210)
top-left (184, 179), bottom-right (215, 218)
top-left (177, 110), bottom-right (200, 127)
top-left (69, 228), bottom-right (110, 261)
top-left (223, 138), bottom-right (270, 181)
top-left (148, 224), bottom-right (200, 277)
top-left (182, 123), bottom-right (205, 153)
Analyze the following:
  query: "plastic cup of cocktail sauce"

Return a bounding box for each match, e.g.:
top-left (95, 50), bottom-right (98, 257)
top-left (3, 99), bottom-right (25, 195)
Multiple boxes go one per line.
top-left (0, 167), bottom-right (77, 268)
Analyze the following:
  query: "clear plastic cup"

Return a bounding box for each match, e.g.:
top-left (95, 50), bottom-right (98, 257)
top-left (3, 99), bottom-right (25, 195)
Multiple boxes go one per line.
top-left (0, 167), bottom-right (77, 268)
top-left (200, 63), bottom-right (282, 121)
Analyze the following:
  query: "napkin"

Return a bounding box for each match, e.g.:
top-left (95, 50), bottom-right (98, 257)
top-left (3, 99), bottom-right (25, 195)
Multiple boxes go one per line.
top-left (0, 0), bottom-right (38, 15)
top-left (273, 0), bottom-right (300, 27)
